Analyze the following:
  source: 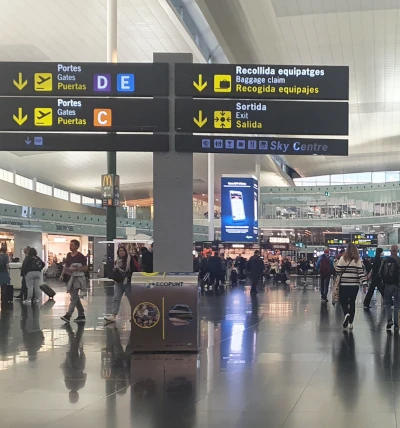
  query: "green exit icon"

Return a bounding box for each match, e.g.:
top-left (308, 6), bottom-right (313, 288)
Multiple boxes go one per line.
top-left (325, 191), bottom-right (330, 197)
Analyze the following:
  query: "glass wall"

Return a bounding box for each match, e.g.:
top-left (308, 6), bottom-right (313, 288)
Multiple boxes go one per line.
top-left (294, 171), bottom-right (400, 186)
top-left (260, 182), bottom-right (400, 220)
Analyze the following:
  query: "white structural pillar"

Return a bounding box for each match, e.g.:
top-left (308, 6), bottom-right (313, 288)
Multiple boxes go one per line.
top-left (208, 153), bottom-right (215, 241)
top-left (107, 0), bottom-right (118, 63)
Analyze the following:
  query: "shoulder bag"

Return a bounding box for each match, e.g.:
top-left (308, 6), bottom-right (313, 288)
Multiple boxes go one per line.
top-left (332, 260), bottom-right (352, 305)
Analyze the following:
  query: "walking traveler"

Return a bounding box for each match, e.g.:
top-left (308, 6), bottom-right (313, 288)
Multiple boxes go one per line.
top-left (220, 253), bottom-right (227, 284)
top-left (336, 243), bottom-right (367, 330)
top-left (21, 247), bottom-right (45, 305)
top-left (247, 250), bottom-right (265, 295)
top-left (379, 244), bottom-right (400, 331)
top-left (104, 246), bottom-right (137, 323)
top-left (207, 252), bottom-right (223, 292)
top-left (283, 257), bottom-right (292, 284)
top-left (60, 240), bottom-right (88, 324)
top-left (270, 258), bottom-right (279, 281)
top-left (0, 244), bottom-right (12, 305)
top-left (140, 246), bottom-right (153, 273)
top-left (299, 257), bottom-right (310, 284)
top-left (16, 246), bottom-right (30, 300)
top-left (363, 248), bottom-right (384, 309)
top-left (316, 249), bottom-right (334, 303)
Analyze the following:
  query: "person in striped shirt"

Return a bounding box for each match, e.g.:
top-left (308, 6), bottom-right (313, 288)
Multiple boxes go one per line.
top-left (335, 243), bottom-right (367, 330)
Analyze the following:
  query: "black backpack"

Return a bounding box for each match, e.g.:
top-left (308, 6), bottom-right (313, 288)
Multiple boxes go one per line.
top-left (31, 256), bottom-right (45, 272)
top-left (382, 257), bottom-right (400, 284)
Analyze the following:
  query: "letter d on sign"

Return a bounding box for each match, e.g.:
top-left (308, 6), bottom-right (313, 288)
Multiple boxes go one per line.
top-left (94, 74), bottom-right (111, 92)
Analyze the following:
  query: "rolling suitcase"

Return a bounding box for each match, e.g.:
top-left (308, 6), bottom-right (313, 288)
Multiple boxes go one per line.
top-left (1, 284), bottom-right (14, 304)
top-left (40, 284), bottom-right (56, 299)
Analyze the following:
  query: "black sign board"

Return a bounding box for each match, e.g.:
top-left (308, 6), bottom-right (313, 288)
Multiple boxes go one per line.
top-left (351, 234), bottom-right (378, 247)
top-left (325, 234), bottom-right (351, 245)
top-left (272, 243), bottom-right (290, 251)
top-left (175, 63), bottom-right (349, 100)
top-left (175, 135), bottom-right (348, 156)
top-left (175, 99), bottom-right (348, 135)
top-left (101, 174), bottom-right (120, 207)
top-left (0, 62), bottom-right (169, 97)
top-left (0, 97), bottom-right (168, 132)
top-left (0, 133), bottom-right (169, 152)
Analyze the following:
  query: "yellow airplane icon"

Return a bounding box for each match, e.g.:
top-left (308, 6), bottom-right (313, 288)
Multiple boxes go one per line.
top-left (34, 73), bottom-right (53, 92)
top-left (34, 108), bottom-right (53, 126)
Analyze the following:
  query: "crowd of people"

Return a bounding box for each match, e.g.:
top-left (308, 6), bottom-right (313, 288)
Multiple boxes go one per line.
top-left (194, 251), bottom-right (294, 294)
top-left (1, 237), bottom-right (399, 332)
top-left (0, 239), bottom-right (155, 326)
top-left (313, 244), bottom-right (400, 331)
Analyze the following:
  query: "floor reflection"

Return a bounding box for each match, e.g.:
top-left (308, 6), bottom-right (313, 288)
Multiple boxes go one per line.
top-left (0, 277), bottom-right (398, 427)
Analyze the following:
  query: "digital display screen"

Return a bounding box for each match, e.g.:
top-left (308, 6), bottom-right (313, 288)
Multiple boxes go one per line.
top-left (221, 176), bottom-right (258, 243)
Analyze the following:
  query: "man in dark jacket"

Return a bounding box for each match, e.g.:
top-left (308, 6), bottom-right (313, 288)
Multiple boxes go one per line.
top-left (379, 245), bottom-right (400, 331)
top-left (363, 248), bottom-right (384, 309)
top-left (140, 247), bottom-right (153, 273)
top-left (247, 250), bottom-right (264, 295)
top-left (207, 252), bottom-right (223, 291)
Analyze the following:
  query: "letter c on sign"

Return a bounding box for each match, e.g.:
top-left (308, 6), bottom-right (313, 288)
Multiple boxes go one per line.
top-left (94, 109), bottom-right (112, 127)
top-left (98, 111), bottom-right (107, 125)
top-left (293, 142), bottom-right (300, 151)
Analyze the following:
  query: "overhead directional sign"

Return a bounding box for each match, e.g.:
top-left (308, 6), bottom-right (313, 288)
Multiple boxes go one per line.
top-left (0, 97), bottom-right (168, 132)
top-left (175, 63), bottom-right (349, 100)
top-left (0, 62), bottom-right (169, 97)
top-left (175, 135), bottom-right (349, 156)
top-left (175, 99), bottom-right (349, 135)
top-left (0, 133), bottom-right (169, 152)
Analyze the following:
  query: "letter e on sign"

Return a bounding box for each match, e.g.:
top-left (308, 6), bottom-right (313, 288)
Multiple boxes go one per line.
top-left (94, 109), bottom-right (112, 127)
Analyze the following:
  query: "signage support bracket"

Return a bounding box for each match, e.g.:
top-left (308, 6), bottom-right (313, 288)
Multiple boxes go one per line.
top-left (208, 153), bottom-right (215, 240)
top-left (106, 0), bottom-right (118, 275)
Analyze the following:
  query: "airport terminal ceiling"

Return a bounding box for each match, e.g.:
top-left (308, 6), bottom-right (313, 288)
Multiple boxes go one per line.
top-left (197, 0), bottom-right (400, 177)
top-left (2, 0), bottom-right (398, 196)
top-left (0, 0), bottom-right (289, 198)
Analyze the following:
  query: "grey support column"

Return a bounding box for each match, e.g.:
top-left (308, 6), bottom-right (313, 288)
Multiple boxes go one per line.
top-left (153, 53), bottom-right (193, 272)
top-left (208, 153), bottom-right (215, 241)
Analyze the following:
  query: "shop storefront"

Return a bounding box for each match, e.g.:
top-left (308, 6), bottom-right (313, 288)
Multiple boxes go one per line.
top-left (43, 234), bottom-right (89, 266)
top-left (0, 230), bottom-right (14, 257)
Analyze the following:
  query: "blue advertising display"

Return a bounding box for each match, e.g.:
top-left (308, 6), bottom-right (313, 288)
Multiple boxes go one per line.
top-left (221, 176), bottom-right (258, 242)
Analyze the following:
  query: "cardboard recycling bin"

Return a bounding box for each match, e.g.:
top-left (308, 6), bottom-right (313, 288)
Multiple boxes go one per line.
top-left (130, 273), bottom-right (199, 352)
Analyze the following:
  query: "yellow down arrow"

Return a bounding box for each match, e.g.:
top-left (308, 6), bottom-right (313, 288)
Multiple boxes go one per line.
top-left (13, 108), bottom-right (28, 126)
top-left (194, 110), bottom-right (207, 128)
top-left (13, 72), bottom-right (28, 90)
top-left (193, 74), bottom-right (207, 92)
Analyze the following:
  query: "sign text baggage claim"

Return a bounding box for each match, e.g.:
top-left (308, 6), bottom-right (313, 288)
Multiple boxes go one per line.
top-left (236, 102), bottom-right (265, 129)
top-left (57, 99), bottom-right (87, 125)
top-left (57, 64), bottom-right (87, 91)
top-left (236, 66), bottom-right (324, 96)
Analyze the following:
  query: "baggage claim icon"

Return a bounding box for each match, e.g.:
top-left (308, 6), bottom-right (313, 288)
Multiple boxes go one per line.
top-left (214, 111), bottom-right (232, 129)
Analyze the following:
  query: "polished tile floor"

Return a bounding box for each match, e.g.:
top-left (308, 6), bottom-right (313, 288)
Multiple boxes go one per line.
top-left (0, 276), bottom-right (398, 427)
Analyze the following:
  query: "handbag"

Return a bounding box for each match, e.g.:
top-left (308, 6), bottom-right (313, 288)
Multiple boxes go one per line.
top-left (111, 268), bottom-right (125, 283)
top-left (332, 260), bottom-right (352, 304)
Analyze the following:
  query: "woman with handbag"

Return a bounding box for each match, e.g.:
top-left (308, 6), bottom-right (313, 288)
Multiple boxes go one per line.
top-left (335, 243), bottom-right (367, 330)
top-left (104, 246), bottom-right (138, 323)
